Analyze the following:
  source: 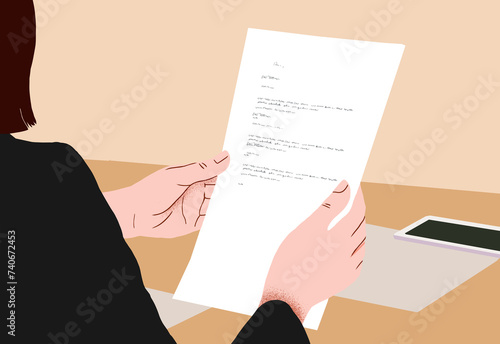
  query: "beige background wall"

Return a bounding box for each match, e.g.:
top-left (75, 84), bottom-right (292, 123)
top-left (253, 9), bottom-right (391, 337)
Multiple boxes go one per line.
top-left (15, 0), bottom-right (500, 194)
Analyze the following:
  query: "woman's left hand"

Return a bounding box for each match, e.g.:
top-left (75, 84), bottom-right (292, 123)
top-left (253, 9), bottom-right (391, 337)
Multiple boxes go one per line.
top-left (104, 151), bottom-right (230, 238)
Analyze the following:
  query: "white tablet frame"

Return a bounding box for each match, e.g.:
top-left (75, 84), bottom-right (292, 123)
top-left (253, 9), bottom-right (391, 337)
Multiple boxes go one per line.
top-left (393, 215), bottom-right (500, 258)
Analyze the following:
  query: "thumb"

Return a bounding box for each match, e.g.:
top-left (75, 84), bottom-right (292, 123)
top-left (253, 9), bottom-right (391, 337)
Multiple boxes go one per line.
top-left (304, 180), bottom-right (350, 228)
top-left (166, 151), bottom-right (230, 185)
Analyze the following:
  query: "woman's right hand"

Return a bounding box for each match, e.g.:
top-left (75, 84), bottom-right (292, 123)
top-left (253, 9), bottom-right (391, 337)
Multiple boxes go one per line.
top-left (260, 180), bottom-right (366, 322)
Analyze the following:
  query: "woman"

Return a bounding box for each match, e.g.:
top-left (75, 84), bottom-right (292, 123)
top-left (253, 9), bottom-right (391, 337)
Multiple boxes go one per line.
top-left (0, 2), bottom-right (366, 343)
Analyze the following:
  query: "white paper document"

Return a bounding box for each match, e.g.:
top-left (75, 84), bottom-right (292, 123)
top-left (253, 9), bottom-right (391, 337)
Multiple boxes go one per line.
top-left (174, 28), bottom-right (404, 329)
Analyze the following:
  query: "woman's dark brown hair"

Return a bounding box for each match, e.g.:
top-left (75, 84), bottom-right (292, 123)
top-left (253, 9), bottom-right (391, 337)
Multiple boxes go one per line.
top-left (0, 0), bottom-right (37, 134)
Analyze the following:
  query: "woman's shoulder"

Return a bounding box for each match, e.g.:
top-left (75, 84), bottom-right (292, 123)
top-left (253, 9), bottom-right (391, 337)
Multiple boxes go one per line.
top-left (4, 135), bottom-right (77, 157)
top-left (2, 135), bottom-right (88, 184)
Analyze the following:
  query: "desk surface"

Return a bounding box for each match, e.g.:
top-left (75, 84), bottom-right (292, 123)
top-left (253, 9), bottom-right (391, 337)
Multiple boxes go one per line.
top-left (88, 159), bottom-right (500, 344)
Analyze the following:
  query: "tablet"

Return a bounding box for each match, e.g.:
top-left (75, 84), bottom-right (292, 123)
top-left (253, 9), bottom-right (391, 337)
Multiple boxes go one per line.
top-left (394, 216), bottom-right (500, 258)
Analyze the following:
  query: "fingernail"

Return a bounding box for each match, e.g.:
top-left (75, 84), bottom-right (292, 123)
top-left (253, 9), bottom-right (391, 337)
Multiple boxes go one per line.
top-left (214, 150), bottom-right (229, 164)
top-left (333, 180), bottom-right (348, 193)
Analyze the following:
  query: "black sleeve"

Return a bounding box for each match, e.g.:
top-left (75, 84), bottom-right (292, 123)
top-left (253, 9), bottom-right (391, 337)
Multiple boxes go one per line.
top-left (1, 140), bottom-right (175, 343)
top-left (1, 137), bottom-right (309, 344)
top-left (232, 301), bottom-right (310, 344)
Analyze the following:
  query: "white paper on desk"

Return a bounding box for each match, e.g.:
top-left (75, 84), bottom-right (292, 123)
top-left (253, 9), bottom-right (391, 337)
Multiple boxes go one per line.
top-left (174, 28), bottom-right (404, 329)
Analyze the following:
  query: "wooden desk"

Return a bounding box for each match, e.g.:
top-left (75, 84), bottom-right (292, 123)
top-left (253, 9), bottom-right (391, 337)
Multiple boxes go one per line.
top-left (88, 160), bottom-right (500, 344)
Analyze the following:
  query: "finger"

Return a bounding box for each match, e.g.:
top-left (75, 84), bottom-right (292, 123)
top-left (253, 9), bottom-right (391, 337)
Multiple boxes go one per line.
top-left (350, 216), bottom-right (366, 241)
top-left (350, 238), bottom-right (365, 272)
top-left (204, 179), bottom-right (217, 199)
top-left (194, 214), bottom-right (206, 229)
top-left (199, 197), bottom-right (210, 216)
top-left (351, 236), bottom-right (366, 257)
top-left (166, 151), bottom-right (230, 185)
top-left (355, 259), bottom-right (364, 270)
top-left (305, 180), bottom-right (350, 227)
top-left (332, 187), bottom-right (366, 237)
top-left (180, 183), bottom-right (204, 216)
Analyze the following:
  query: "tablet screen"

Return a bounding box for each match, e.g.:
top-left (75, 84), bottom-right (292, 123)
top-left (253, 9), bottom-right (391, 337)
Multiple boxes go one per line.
top-left (406, 220), bottom-right (500, 251)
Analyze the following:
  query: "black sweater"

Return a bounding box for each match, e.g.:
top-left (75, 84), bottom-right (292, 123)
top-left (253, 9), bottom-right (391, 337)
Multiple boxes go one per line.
top-left (0, 134), bottom-right (309, 344)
